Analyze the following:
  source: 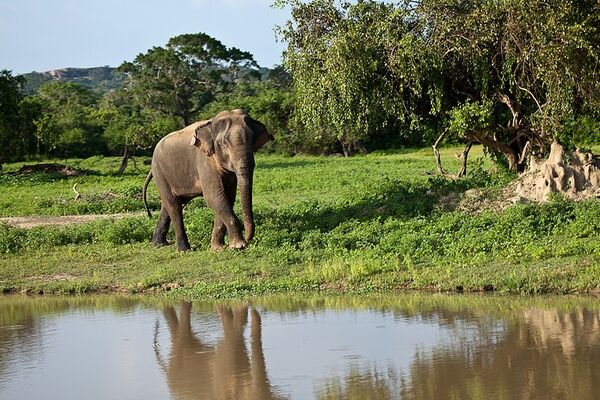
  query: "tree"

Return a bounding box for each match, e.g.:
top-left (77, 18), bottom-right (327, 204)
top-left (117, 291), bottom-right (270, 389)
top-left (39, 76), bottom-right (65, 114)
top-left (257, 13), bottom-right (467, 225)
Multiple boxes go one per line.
top-left (0, 70), bottom-right (39, 166)
top-left (32, 81), bottom-right (103, 157)
top-left (278, 0), bottom-right (600, 171)
top-left (96, 89), bottom-right (181, 174)
top-left (119, 33), bottom-right (259, 127)
top-left (421, 0), bottom-right (600, 172)
top-left (276, 0), bottom-right (438, 156)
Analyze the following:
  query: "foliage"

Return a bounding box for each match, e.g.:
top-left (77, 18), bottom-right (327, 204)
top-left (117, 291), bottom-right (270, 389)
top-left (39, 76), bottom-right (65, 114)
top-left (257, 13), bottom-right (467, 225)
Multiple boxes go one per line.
top-left (96, 90), bottom-right (180, 154)
top-left (421, 0), bottom-right (600, 170)
top-left (0, 70), bottom-right (40, 165)
top-left (118, 33), bottom-right (259, 127)
top-left (277, 0), bottom-right (437, 155)
top-left (30, 81), bottom-right (104, 157)
top-left (277, 0), bottom-right (600, 164)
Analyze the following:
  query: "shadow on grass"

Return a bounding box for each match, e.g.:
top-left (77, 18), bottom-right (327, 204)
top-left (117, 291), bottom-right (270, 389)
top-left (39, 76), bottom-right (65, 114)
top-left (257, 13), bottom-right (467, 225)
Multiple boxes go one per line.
top-left (255, 174), bottom-right (492, 235)
top-left (258, 159), bottom-right (323, 170)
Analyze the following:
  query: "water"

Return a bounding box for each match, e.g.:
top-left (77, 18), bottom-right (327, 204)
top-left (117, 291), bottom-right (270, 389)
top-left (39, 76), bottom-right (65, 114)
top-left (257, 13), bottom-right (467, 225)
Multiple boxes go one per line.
top-left (1, 294), bottom-right (599, 399)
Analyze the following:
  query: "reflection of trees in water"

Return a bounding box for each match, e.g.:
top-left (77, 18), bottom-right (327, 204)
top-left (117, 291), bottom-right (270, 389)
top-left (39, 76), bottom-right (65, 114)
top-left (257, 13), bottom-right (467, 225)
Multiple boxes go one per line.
top-left (317, 366), bottom-right (400, 400)
top-left (0, 296), bottom-right (141, 385)
top-left (155, 302), bottom-right (286, 400)
top-left (0, 310), bottom-right (41, 382)
top-left (315, 308), bottom-right (600, 400)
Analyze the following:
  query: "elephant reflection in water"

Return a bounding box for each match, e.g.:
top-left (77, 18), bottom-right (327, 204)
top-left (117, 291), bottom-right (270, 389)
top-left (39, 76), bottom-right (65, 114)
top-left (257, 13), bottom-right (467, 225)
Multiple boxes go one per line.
top-left (155, 302), bottom-right (285, 400)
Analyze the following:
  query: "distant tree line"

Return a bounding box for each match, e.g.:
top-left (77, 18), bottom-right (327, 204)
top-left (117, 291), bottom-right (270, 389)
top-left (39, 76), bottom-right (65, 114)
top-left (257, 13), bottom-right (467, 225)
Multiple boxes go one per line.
top-left (0, 33), bottom-right (296, 168)
top-left (1, 0), bottom-right (600, 170)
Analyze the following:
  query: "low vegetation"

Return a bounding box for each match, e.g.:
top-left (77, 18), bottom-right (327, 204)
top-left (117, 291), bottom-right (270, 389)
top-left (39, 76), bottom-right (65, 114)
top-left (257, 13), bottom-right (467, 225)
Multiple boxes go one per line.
top-left (1, 147), bottom-right (599, 297)
top-left (1, 0), bottom-right (599, 299)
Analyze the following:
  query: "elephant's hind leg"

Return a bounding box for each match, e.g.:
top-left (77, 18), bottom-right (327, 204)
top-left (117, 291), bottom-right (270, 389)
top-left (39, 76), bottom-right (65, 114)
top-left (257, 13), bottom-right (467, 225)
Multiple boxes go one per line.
top-left (151, 206), bottom-right (171, 246)
top-left (160, 195), bottom-right (191, 252)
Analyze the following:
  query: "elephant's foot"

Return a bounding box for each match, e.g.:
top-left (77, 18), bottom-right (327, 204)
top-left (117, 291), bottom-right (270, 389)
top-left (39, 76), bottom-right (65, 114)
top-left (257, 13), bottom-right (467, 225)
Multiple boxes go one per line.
top-left (228, 237), bottom-right (248, 250)
top-left (211, 242), bottom-right (226, 252)
top-left (176, 240), bottom-right (192, 252)
top-left (151, 238), bottom-right (170, 247)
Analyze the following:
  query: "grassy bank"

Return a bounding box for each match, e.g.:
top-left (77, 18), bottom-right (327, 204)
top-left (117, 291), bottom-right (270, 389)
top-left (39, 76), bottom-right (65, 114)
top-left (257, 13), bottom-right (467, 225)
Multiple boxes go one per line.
top-left (1, 146), bottom-right (599, 297)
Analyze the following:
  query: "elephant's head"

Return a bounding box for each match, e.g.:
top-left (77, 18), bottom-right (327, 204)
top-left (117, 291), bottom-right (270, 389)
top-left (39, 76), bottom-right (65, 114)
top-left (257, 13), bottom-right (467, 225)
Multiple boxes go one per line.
top-left (191, 109), bottom-right (273, 241)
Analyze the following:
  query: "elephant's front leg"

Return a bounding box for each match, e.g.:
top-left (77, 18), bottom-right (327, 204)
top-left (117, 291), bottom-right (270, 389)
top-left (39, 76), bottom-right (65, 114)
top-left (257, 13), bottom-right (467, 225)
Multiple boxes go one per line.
top-left (210, 218), bottom-right (227, 251)
top-left (214, 206), bottom-right (246, 249)
top-left (206, 184), bottom-right (246, 250)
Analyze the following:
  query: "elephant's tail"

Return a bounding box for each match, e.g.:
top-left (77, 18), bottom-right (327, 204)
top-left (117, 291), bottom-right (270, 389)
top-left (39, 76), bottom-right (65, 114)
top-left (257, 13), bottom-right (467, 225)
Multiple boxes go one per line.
top-left (143, 171), bottom-right (153, 218)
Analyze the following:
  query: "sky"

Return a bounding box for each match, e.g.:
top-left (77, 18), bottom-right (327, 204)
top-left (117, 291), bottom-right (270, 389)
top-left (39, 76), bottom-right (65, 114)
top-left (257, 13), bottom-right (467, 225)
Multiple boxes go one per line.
top-left (0, 0), bottom-right (290, 74)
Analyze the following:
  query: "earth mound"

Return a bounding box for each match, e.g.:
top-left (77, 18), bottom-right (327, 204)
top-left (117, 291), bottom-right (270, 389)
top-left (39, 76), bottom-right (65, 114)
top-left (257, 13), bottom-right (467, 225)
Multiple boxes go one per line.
top-left (508, 142), bottom-right (600, 202)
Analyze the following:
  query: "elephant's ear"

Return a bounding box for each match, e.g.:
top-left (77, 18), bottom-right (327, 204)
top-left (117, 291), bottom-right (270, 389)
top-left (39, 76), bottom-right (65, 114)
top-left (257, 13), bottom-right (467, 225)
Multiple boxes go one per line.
top-left (190, 120), bottom-right (214, 156)
top-left (249, 118), bottom-right (274, 152)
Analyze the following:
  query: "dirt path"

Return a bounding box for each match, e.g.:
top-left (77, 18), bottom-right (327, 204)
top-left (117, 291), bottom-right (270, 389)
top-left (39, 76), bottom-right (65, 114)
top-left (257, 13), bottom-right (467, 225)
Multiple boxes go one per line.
top-left (0, 212), bottom-right (146, 229)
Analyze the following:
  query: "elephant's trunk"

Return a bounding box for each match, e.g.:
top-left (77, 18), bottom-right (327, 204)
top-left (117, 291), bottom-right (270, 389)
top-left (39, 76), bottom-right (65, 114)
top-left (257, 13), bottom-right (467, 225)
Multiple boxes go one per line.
top-left (237, 169), bottom-right (255, 242)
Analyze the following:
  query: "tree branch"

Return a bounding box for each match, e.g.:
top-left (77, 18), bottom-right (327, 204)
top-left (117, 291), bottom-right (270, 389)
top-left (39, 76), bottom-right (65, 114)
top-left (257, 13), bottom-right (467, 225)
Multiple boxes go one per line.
top-left (432, 129), bottom-right (448, 175)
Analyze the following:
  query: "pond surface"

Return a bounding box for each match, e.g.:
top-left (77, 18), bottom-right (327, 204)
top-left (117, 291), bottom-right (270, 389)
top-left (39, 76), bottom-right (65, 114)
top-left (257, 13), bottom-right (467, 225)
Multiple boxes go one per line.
top-left (1, 294), bottom-right (599, 399)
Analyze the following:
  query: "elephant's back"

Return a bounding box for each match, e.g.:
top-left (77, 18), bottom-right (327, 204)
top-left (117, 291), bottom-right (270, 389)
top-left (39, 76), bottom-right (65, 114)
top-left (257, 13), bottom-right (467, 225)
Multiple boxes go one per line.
top-left (151, 124), bottom-right (208, 197)
top-left (153, 120), bottom-right (210, 156)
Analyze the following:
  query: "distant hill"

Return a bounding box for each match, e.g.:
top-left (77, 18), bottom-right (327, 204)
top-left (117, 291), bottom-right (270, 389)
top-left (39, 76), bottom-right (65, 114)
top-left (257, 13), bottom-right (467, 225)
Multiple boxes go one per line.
top-left (21, 65), bottom-right (286, 95)
top-left (21, 66), bottom-right (125, 94)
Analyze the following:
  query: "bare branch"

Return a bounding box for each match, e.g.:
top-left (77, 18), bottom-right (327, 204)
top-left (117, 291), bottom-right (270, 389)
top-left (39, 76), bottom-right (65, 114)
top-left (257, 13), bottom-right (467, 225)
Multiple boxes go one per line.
top-left (432, 129), bottom-right (449, 175)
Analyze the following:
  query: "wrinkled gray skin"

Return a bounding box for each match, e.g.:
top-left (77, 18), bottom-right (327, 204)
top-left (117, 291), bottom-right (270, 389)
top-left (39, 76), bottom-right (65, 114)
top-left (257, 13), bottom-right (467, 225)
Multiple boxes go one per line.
top-left (143, 109), bottom-right (273, 251)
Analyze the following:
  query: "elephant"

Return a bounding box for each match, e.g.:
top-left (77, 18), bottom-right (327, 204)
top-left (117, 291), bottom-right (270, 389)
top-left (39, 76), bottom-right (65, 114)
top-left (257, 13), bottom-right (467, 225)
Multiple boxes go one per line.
top-left (154, 302), bottom-right (284, 400)
top-left (142, 109), bottom-right (273, 251)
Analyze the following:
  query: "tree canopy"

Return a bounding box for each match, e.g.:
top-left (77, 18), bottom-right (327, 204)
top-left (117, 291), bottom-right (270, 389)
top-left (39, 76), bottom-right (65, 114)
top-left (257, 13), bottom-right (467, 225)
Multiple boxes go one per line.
top-left (277, 0), bottom-right (600, 164)
top-left (119, 33), bottom-right (259, 127)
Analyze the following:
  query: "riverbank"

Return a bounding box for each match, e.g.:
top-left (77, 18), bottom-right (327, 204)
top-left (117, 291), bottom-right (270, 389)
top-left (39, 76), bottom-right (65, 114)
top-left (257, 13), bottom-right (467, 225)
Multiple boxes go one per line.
top-left (1, 147), bottom-right (599, 298)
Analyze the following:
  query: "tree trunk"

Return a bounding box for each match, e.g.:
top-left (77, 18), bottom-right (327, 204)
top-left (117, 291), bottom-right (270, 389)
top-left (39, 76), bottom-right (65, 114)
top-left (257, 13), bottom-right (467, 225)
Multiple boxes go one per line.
top-left (457, 142), bottom-right (473, 177)
top-left (341, 142), bottom-right (353, 157)
top-left (117, 145), bottom-right (129, 175)
top-left (432, 129), bottom-right (448, 175)
top-left (469, 131), bottom-right (519, 171)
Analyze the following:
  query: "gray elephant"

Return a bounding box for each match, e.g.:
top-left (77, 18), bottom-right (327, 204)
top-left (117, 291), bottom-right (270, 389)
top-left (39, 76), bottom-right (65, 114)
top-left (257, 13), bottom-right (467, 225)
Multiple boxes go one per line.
top-left (142, 109), bottom-right (273, 251)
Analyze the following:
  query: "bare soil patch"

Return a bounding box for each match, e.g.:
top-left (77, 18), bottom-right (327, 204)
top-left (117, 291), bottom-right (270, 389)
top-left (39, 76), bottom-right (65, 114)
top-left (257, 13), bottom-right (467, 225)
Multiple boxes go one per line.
top-left (10, 163), bottom-right (83, 176)
top-left (0, 213), bottom-right (144, 229)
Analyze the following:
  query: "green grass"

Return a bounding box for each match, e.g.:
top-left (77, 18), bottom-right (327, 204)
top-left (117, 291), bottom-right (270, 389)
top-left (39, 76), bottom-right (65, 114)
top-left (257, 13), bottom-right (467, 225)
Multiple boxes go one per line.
top-left (1, 146), bottom-right (599, 297)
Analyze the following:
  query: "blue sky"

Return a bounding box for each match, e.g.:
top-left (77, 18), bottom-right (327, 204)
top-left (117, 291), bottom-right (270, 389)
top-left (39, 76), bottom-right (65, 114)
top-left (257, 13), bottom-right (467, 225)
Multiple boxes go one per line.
top-left (0, 0), bottom-right (289, 73)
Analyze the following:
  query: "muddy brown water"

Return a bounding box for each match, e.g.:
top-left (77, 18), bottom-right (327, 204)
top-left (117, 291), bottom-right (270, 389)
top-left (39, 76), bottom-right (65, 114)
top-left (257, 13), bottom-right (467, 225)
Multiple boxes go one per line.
top-left (1, 294), bottom-right (599, 399)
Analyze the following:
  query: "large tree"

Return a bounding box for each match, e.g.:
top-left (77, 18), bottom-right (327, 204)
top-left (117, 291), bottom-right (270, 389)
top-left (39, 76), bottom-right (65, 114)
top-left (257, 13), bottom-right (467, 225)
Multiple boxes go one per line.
top-left (420, 0), bottom-right (600, 172)
top-left (119, 33), bottom-right (258, 127)
top-left (277, 0), bottom-right (442, 156)
top-left (96, 88), bottom-right (181, 174)
top-left (278, 0), bottom-right (600, 168)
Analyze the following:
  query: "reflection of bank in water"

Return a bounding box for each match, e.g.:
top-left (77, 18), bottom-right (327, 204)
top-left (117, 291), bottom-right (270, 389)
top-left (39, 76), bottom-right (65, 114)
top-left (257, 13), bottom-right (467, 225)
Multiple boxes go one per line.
top-left (314, 308), bottom-right (600, 400)
top-left (2, 295), bottom-right (600, 400)
top-left (154, 302), bottom-right (286, 400)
